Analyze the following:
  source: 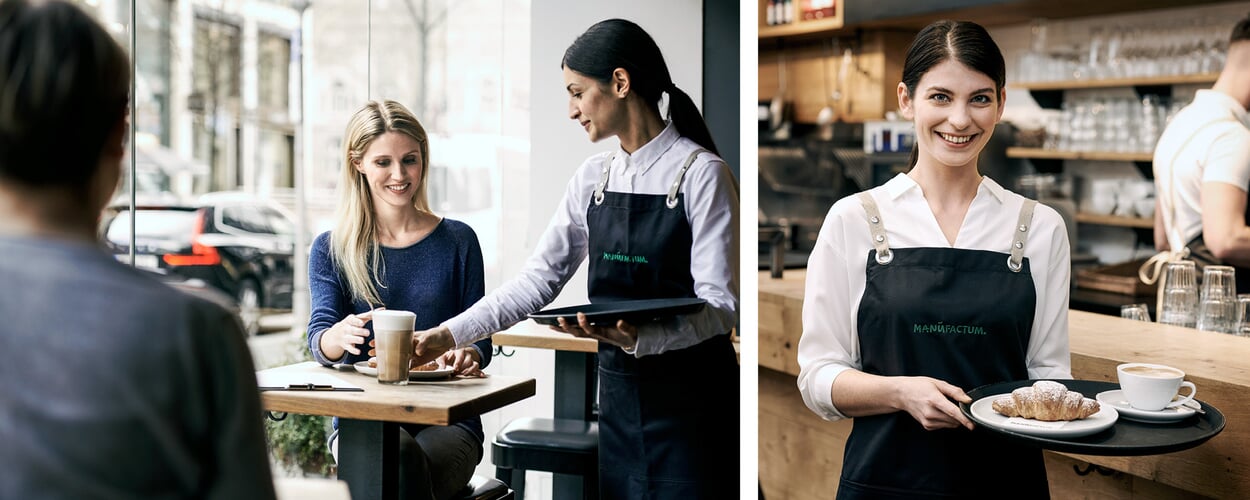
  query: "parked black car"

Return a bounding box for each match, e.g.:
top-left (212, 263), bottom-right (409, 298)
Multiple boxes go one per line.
top-left (102, 193), bottom-right (297, 335)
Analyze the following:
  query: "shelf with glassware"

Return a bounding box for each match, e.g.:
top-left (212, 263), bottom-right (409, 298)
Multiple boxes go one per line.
top-left (1009, 75), bottom-right (1217, 231)
top-left (1011, 73), bottom-right (1219, 92)
top-left (759, 0), bottom-right (842, 39)
top-left (1006, 147), bottom-right (1151, 162)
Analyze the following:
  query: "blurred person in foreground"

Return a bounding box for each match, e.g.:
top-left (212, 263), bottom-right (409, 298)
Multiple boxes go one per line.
top-left (1152, 14), bottom-right (1250, 293)
top-left (0, 1), bottom-right (275, 498)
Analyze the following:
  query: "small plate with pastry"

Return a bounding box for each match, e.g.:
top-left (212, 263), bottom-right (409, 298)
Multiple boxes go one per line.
top-left (961, 379), bottom-right (1226, 455)
top-left (353, 360), bottom-right (455, 380)
top-left (968, 380), bottom-right (1118, 439)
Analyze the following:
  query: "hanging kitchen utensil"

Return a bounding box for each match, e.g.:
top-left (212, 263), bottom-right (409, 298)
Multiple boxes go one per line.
top-left (839, 46), bottom-right (854, 118)
top-left (817, 37), bottom-right (838, 139)
top-left (770, 50), bottom-right (787, 131)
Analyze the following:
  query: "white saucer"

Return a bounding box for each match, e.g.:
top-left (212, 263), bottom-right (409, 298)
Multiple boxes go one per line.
top-left (969, 394), bottom-right (1118, 438)
top-left (353, 361), bottom-right (455, 380)
top-left (1094, 390), bottom-right (1197, 423)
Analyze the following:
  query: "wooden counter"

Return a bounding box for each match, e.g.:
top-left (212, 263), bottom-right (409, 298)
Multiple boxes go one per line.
top-left (759, 270), bottom-right (1243, 499)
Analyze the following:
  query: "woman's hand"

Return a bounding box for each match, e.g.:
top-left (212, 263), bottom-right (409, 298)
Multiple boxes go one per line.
top-left (439, 347), bottom-right (484, 377)
top-left (318, 309), bottom-right (381, 361)
top-left (412, 325), bottom-right (457, 367)
top-left (554, 312), bottom-right (638, 350)
top-left (894, 376), bottom-right (974, 431)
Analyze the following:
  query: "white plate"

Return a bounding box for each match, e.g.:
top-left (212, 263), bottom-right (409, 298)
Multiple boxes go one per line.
top-left (969, 393), bottom-right (1119, 438)
top-left (1095, 390), bottom-right (1197, 423)
top-left (352, 361), bottom-right (454, 380)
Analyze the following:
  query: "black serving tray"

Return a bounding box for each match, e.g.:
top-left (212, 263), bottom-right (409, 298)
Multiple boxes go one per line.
top-left (960, 379), bottom-right (1225, 456)
top-left (528, 298), bottom-right (706, 326)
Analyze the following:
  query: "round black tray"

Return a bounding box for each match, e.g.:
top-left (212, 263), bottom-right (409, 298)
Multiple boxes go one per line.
top-left (528, 298), bottom-right (706, 326)
top-left (960, 379), bottom-right (1225, 456)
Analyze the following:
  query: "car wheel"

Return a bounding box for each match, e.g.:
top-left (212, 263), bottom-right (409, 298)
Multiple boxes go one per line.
top-left (237, 279), bottom-right (262, 337)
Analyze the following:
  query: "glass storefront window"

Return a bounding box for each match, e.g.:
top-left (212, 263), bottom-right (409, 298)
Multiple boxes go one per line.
top-left (92, 0), bottom-right (530, 332)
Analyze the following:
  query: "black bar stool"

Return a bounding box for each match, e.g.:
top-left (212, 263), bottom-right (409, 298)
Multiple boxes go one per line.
top-left (491, 417), bottom-right (598, 500)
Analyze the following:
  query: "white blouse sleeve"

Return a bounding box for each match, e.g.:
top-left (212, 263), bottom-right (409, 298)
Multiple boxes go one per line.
top-left (1025, 204), bottom-right (1073, 380)
top-left (441, 156), bottom-right (600, 347)
top-left (797, 197), bottom-right (864, 421)
top-left (630, 158), bottom-right (739, 356)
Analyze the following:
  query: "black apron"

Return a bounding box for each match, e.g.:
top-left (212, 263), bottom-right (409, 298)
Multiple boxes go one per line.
top-left (836, 193), bottom-right (1049, 500)
top-left (585, 149), bottom-right (739, 500)
top-left (1186, 215), bottom-right (1250, 293)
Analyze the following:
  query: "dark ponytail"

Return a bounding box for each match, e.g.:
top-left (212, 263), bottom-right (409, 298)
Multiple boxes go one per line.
top-left (900, 20), bottom-right (1005, 167)
top-left (562, 18), bottom-right (719, 156)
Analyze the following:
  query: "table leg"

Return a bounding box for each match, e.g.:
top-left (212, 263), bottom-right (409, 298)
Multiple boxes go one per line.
top-left (339, 419), bottom-right (400, 500)
top-left (553, 351), bottom-right (596, 421)
top-left (553, 351), bottom-right (597, 499)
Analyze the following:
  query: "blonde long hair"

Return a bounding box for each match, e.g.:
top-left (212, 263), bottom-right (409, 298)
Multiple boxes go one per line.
top-left (331, 100), bottom-right (432, 306)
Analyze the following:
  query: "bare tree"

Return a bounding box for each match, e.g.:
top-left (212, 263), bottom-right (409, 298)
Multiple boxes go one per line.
top-left (401, 0), bottom-right (446, 122)
top-left (188, 9), bottom-right (241, 191)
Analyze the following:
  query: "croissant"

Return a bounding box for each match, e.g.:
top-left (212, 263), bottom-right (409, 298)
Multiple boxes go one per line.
top-left (991, 381), bottom-right (1100, 421)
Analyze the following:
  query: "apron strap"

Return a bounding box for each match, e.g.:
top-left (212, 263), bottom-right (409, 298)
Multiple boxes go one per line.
top-left (593, 152), bottom-right (615, 206)
top-left (856, 192), bottom-right (893, 265)
top-left (666, 148), bottom-right (710, 209)
top-left (1008, 200), bottom-right (1037, 272)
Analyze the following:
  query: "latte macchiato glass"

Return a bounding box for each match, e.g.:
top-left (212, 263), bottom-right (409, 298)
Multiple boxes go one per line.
top-left (1116, 362), bottom-right (1196, 411)
top-left (372, 310), bottom-right (416, 385)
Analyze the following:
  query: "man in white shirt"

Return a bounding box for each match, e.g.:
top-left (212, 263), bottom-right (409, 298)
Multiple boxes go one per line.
top-left (1154, 14), bottom-right (1250, 291)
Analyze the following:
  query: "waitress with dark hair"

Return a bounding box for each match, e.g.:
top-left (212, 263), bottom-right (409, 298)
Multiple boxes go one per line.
top-left (797, 20), bottom-right (1071, 499)
top-left (412, 18), bottom-right (739, 499)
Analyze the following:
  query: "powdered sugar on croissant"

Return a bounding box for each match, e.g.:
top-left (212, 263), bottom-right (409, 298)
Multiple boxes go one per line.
top-left (991, 381), bottom-right (1100, 421)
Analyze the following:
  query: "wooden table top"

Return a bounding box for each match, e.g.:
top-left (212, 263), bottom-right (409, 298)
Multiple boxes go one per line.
top-left (258, 362), bottom-right (536, 426)
top-left (493, 320), bottom-right (599, 353)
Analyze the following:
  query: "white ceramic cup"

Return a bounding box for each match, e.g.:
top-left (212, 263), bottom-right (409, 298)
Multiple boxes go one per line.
top-left (372, 310), bottom-right (415, 385)
top-left (1116, 362), bottom-right (1197, 411)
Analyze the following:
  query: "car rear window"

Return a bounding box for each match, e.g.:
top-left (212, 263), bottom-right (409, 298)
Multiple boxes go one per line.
top-left (105, 209), bottom-right (199, 245)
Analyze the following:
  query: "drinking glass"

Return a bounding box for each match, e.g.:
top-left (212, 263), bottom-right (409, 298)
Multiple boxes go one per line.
top-left (1197, 265), bottom-right (1238, 334)
top-left (1158, 260), bottom-right (1198, 328)
top-left (1238, 294), bottom-right (1250, 337)
top-left (1121, 303), bottom-right (1151, 322)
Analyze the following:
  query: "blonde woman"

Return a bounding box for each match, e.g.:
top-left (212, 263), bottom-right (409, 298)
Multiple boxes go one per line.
top-left (307, 100), bottom-right (492, 500)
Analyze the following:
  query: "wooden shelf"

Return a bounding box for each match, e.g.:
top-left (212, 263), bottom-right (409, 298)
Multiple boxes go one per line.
top-left (1076, 212), bottom-right (1152, 229)
top-left (759, 16), bottom-right (843, 38)
top-left (758, 0), bottom-right (844, 39)
top-left (1010, 73), bottom-right (1219, 91)
top-left (1006, 147), bottom-right (1152, 162)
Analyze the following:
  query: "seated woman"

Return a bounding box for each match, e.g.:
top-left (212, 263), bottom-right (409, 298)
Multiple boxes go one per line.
top-left (307, 99), bottom-right (492, 500)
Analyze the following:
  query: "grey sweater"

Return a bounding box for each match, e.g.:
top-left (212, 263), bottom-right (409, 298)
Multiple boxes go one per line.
top-left (0, 235), bottom-right (275, 500)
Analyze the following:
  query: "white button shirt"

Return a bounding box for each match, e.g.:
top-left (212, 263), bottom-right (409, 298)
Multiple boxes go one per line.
top-left (797, 174), bottom-right (1072, 420)
top-left (443, 123), bottom-right (739, 356)
top-left (1153, 89), bottom-right (1250, 250)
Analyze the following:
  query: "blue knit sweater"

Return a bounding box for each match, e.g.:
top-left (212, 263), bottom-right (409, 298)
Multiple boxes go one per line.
top-left (307, 218), bottom-right (492, 441)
